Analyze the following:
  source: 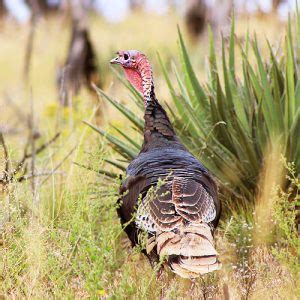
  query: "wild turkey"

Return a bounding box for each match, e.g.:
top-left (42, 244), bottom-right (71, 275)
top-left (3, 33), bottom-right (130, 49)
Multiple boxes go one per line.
top-left (110, 50), bottom-right (221, 278)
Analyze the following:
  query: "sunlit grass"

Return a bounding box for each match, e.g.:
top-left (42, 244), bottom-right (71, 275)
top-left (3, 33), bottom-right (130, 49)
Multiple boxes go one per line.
top-left (0, 11), bottom-right (299, 298)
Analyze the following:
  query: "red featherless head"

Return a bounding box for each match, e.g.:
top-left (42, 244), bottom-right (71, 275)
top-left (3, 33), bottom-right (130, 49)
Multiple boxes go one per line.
top-left (110, 50), bottom-right (154, 106)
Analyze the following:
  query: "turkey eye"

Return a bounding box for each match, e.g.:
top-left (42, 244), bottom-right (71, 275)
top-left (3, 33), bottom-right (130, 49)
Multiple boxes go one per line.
top-left (124, 53), bottom-right (129, 60)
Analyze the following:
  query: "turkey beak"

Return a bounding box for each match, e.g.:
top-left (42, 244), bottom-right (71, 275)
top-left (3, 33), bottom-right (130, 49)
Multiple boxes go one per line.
top-left (110, 56), bottom-right (121, 65)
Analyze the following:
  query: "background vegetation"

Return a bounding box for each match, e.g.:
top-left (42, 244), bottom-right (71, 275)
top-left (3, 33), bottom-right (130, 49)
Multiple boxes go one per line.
top-left (0, 5), bottom-right (299, 299)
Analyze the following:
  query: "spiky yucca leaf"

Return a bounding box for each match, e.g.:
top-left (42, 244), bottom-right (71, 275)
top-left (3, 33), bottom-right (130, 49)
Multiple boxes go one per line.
top-left (88, 14), bottom-right (300, 203)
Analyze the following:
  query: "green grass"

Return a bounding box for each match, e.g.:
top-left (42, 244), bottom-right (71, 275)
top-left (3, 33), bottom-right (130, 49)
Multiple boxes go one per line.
top-left (0, 11), bottom-right (299, 299)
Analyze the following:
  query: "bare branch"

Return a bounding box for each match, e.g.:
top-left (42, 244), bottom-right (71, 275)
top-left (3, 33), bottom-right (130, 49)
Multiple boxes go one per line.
top-left (17, 171), bottom-right (65, 182)
top-left (0, 125), bottom-right (20, 135)
top-left (3, 92), bottom-right (28, 125)
top-left (24, 11), bottom-right (37, 81)
top-left (40, 146), bottom-right (77, 186)
top-left (29, 91), bottom-right (37, 202)
top-left (11, 132), bottom-right (61, 177)
top-left (34, 132), bottom-right (61, 156)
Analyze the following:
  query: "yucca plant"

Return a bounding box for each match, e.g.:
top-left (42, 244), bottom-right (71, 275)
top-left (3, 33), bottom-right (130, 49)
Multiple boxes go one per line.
top-left (87, 13), bottom-right (300, 204)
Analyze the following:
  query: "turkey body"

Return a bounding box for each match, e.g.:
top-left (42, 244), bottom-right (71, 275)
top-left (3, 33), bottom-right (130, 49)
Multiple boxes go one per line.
top-left (118, 102), bottom-right (221, 278)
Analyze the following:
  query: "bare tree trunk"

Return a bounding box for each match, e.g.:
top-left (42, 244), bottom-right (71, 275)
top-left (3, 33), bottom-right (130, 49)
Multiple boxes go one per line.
top-left (129, 0), bottom-right (144, 11)
top-left (272, 0), bottom-right (284, 11)
top-left (185, 0), bottom-right (207, 40)
top-left (185, 0), bottom-right (233, 41)
top-left (23, 17), bottom-right (36, 82)
top-left (26, 0), bottom-right (61, 18)
top-left (26, 0), bottom-right (45, 18)
top-left (57, 0), bottom-right (100, 106)
top-left (0, 0), bottom-right (6, 18)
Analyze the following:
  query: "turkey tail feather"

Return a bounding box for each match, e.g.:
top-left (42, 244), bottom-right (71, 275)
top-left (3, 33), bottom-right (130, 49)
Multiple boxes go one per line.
top-left (153, 223), bottom-right (221, 278)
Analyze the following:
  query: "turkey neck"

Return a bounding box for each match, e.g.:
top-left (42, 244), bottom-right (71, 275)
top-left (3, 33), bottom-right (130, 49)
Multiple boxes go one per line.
top-left (137, 60), bottom-right (184, 152)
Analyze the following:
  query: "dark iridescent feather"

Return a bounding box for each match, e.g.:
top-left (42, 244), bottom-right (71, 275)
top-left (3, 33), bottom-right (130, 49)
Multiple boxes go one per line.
top-left (112, 50), bottom-right (221, 278)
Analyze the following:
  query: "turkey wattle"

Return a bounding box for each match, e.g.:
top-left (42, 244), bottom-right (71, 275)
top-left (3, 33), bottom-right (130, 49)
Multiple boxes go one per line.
top-left (110, 50), bottom-right (221, 278)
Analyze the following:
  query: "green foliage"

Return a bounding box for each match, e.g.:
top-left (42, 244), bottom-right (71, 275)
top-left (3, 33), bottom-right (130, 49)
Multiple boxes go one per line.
top-left (1, 11), bottom-right (299, 299)
top-left (272, 158), bottom-right (300, 294)
top-left (92, 13), bottom-right (300, 204)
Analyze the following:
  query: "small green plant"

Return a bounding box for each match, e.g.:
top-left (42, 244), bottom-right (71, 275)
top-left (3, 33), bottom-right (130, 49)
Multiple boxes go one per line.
top-left (272, 158), bottom-right (299, 296)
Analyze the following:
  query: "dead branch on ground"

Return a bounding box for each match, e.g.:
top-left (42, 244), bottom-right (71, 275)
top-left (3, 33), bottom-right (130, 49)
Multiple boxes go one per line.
top-left (0, 132), bottom-right (61, 190)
